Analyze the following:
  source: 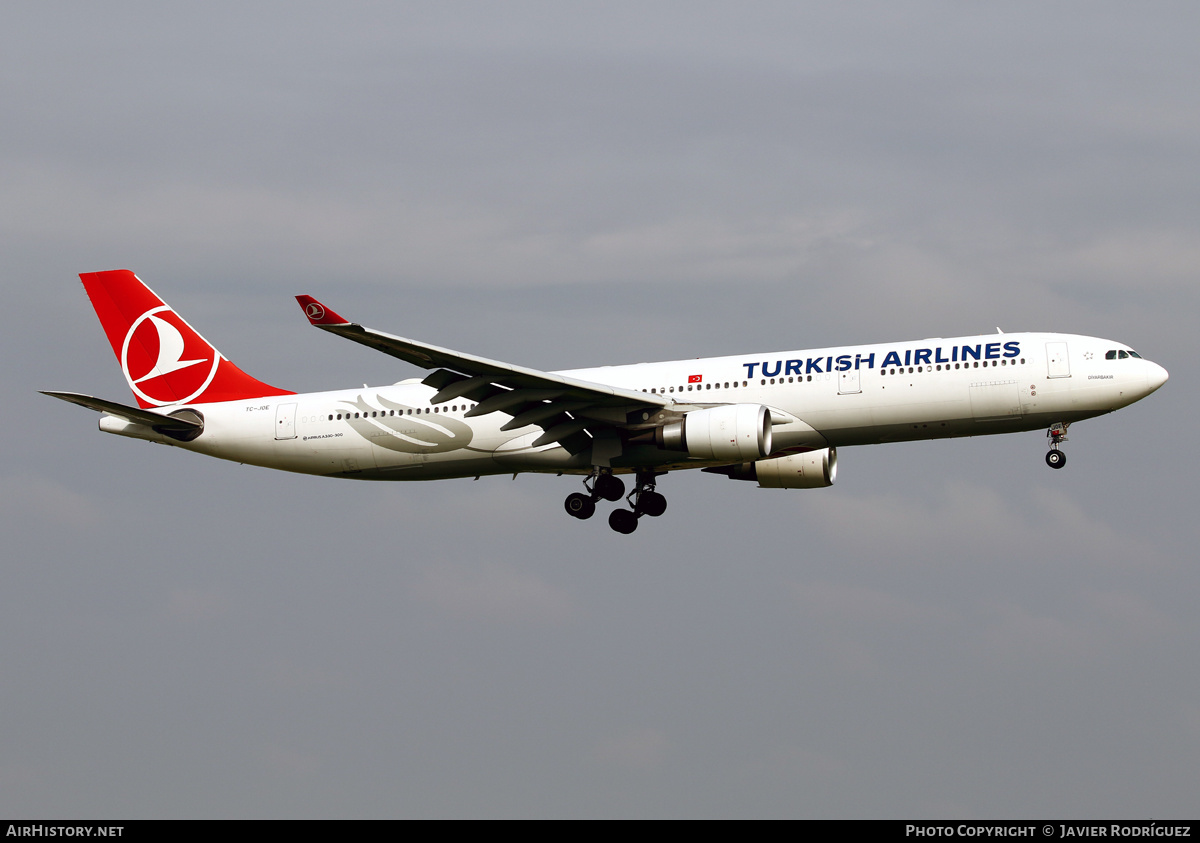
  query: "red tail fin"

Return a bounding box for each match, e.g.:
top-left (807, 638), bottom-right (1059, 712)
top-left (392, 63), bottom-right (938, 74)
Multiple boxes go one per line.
top-left (80, 269), bottom-right (293, 408)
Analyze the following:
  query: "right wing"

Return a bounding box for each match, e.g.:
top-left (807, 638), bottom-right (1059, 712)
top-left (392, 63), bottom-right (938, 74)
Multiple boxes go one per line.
top-left (295, 296), bottom-right (668, 453)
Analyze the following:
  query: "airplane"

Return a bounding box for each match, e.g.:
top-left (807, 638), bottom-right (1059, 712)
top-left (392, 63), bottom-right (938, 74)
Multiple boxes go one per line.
top-left (44, 269), bottom-right (1169, 534)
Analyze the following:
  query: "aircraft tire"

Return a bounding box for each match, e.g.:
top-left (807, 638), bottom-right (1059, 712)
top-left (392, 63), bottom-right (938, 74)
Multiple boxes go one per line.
top-left (565, 492), bottom-right (596, 519)
top-left (609, 508), bottom-right (639, 534)
top-left (595, 473), bottom-right (625, 501)
top-left (636, 491), bottom-right (667, 517)
top-left (1046, 450), bottom-right (1066, 469)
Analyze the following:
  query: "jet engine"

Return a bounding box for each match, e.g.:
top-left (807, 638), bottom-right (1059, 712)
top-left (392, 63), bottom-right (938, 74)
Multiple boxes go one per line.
top-left (655, 404), bottom-right (772, 461)
top-left (705, 447), bottom-right (838, 489)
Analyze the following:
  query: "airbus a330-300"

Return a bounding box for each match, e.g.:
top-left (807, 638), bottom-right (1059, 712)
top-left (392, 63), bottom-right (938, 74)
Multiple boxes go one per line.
top-left (45, 270), bottom-right (1169, 534)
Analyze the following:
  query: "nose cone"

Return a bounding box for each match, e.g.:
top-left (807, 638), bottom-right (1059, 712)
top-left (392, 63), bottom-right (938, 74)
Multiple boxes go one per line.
top-left (1145, 361), bottom-right (1169, 394)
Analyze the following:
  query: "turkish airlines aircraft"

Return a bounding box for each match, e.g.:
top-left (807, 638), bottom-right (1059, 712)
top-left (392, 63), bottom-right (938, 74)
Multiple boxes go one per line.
top-left (45, 270), bottom-right (1168, 534)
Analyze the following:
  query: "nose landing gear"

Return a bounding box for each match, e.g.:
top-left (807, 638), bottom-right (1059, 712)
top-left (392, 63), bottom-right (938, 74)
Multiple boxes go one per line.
top-left (1045, 422), bottom-right (1069, 469)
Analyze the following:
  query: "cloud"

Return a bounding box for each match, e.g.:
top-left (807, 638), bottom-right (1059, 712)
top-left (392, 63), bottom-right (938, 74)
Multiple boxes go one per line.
top-left (413, 560), bottom-right (573, 626)
top-left (260, 744), bottom-right (321, 778)
top-left (1062, 230), bottom-right (1200, 289)
top-left (789, 581), bottom-right (955, 627)
top-left (803, 481), bottom-right (1162, 571)
top-left (0, 474), bottom-right (102, 531)
top-left (594, 728), bottom-right (668, 771)
top-left (978, 601), bottom-right (1096, 665)
top-left (160, 588), bottom-right (231, 624)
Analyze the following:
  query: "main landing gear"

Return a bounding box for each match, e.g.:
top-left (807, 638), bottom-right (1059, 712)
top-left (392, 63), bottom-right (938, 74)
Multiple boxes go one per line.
top-left (563, 470), bottom-right (624, 521)
top-left (1045, 422), bottom-right (1069, 469)
top-left (564, 469), bottom-right (667, 534)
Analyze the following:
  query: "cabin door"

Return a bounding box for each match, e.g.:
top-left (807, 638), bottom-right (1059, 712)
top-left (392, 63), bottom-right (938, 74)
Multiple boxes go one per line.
top-left (1046, 342), bottom-right (1071, 379)
top-left (838, 368), bottom-right (861, 395)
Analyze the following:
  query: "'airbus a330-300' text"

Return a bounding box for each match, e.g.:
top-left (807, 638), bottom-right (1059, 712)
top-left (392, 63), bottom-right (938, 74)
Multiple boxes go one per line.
top-left (45, 270), bottom-right (1169, 534)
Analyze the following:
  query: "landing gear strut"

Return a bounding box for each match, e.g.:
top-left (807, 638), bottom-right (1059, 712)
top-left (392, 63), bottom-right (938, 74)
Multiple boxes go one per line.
top-left (608, 470), bottom-right (667, 534)
top-left (1045, 422), bottom-right (1069, 469)
top-left (563, 469), bottom-right (625, 521)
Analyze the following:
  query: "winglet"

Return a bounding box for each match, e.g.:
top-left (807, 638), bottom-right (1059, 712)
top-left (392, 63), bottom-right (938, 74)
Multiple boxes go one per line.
top-left (295, 296), bottom-right (351, 326)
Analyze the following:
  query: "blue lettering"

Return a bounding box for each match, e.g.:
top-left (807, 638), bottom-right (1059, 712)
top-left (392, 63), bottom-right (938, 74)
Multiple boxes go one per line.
top-left (935, 347), bottom-right (950, 364)
top-left (743, 362), bottom-right (759, 378)
top-left (1003, 341), bottom-right (1021, 358)
top-left (826, 356), bottom-right (833, 372)
top-left (836, 355), bottom-right (852, 371)
top-left (806, 357), bottom-right (824, 374)
top-left (785, 359), bottom-right (803, 376)
top-left (762, 360), bottom-right (781, 377)
top-left (904, 349), bottom-right (912, 366)
top-left (962, 344), bottom-right (981, 361)
top-left (882, 351), bottom-right (902, 368)
top-left (952, 346), bottom-right (958, 362)
top-left (985, 343), bottom-right (1001, 359)
top-left (856, 353), bottom-right (875, 370)
top-left (914, 348), bottom-right (932, 365)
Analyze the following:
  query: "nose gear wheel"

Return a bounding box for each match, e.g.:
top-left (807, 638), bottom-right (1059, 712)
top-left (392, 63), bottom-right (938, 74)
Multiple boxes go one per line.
top-left (1045, 422), bottom-right (1069, 470)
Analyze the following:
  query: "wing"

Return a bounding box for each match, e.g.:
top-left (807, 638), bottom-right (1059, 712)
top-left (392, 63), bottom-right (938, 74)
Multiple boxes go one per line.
top-left (295, 296), bottom-right (668, 454)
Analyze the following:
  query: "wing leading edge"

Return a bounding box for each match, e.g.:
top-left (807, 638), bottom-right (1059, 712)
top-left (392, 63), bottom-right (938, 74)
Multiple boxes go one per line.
top-left (295, 295), bottom-right (668, 454)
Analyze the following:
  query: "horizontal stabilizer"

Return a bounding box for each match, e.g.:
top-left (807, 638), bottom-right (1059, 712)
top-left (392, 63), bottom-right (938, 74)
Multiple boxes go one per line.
top-left (40, 391), bottom-right (202, 431)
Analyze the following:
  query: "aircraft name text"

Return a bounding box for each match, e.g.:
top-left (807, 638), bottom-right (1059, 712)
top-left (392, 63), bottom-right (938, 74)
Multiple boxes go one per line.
top-left (743, 342), bottom-right (1022, 379)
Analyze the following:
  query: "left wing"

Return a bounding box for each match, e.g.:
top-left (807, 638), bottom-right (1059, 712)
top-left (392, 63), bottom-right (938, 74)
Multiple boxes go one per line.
top-left (296, 296), bottom-right (668, 454)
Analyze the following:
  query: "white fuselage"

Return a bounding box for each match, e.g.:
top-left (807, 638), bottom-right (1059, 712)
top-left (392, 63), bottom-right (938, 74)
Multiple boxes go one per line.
top-left (101, 332), bottom-right (1168, 480)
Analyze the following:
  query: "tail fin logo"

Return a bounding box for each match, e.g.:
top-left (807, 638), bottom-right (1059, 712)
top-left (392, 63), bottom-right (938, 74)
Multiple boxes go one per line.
top-left (120, 305), bottom-right (221, 406)
top-left (304, 302), bottom-right (326, 321)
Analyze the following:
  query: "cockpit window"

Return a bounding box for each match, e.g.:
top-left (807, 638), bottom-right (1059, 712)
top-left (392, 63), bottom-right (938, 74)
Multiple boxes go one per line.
top-left (1105, 350), bottom-right (1117, 360)
top-left (1118, 350), bottom-right (1129, 359)
top-left (1128, 350), bottom-right (1142, 358)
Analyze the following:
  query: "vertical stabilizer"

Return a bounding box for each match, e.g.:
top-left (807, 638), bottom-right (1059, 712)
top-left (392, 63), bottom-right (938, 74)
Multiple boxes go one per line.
top-left (80, 269), bottom-right (293, 408)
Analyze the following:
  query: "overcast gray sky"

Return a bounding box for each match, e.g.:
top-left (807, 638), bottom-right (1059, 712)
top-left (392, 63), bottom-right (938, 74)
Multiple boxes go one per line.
top-left (3, 1), bottom-right (1197, 818)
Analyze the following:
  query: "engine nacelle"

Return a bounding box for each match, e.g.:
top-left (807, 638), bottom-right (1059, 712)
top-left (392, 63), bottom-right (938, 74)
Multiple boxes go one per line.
top-left (708, 448), bottom-right (838, 488)
top-left (755, 448), bottom-right (837, 488)
top-left (656, 404), bottom-right (773, 461)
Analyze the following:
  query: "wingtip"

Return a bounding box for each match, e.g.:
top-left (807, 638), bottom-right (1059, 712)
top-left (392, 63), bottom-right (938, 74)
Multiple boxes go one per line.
top-left (295, 295), bottom-right (350, 326)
